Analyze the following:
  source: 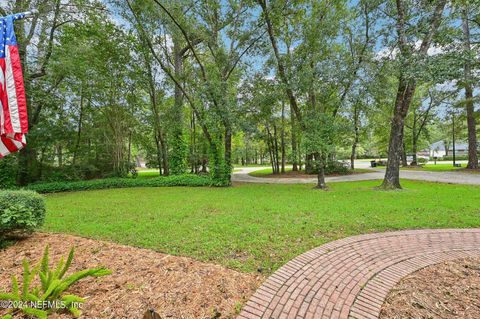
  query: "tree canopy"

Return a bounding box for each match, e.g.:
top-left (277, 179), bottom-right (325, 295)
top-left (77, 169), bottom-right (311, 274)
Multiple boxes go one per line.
top-left (0, 0), bottom-right (478, 189)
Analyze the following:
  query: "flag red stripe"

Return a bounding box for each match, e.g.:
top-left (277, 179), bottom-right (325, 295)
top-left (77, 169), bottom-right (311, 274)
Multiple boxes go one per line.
top-left (1, 135), bottom-right (19, 153)
top-left (8, 45), bottom-right (28, 133)
top-left (0, 58), bottom-right (13, 134)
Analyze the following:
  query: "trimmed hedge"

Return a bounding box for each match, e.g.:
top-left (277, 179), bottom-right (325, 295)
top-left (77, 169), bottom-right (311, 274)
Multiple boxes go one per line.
top-left (441, 155), bottom-right (470, 161)
top-left (0, 190), bottom-right (46, 239)
top-left (25, 174), bottom-right (221, 194)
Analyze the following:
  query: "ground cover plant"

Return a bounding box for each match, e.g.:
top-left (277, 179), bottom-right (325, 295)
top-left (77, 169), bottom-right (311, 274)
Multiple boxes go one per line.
top-left (43, 181), bottom-right (480, 273)
top-left (23, 175), bottom-right (217, 194)
top-left (0, 246), bottom-right (111, 319)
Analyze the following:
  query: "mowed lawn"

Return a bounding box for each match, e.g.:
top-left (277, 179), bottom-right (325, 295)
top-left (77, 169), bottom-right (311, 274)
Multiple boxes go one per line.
top-left (43, 180), bottom-right (480, 273)
top-left (248, 167), bottom-right (373, 177)
top-left (401, 163), bottom-right (464, 172)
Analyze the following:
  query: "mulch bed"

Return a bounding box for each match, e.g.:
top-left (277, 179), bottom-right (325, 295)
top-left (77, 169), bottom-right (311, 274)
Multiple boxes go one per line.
top-left (0, 233), bottom-right (263, 319)
top-left (380, 258), bottom-right (480, 319)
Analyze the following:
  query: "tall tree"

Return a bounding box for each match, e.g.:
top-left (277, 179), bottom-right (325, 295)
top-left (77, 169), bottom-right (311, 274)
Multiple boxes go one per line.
top-left (382, 0), bottom-right (448, 189)
top-left (461, 4), bottom-right (478, 169)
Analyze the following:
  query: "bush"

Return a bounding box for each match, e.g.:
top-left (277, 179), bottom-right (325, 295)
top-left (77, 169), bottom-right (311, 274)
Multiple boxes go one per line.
top-left (324, 161), bottom-right (350, 175)
top-left (442, 155), bottom-right (469, 161)
top-left (0, 190), bottom-right (46, 240)
top-left (25, 174), bottom-right (219, 194)
top-left (306, 161), bottom-right (351, 175)
top-left (41, 163), bottom-right (101, 182)
top-left (417, 157), bottom-right (428, 164)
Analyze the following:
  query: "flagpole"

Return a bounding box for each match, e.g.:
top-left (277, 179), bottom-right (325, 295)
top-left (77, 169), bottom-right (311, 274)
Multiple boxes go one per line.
top-left (2, 9), bottom-right (38, 21)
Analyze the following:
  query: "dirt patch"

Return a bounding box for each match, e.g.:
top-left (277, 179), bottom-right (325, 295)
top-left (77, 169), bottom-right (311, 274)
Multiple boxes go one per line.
top-left (380, 258), bottom-right (480, 319)
top-left (0, 233), bottom-right (263, 319)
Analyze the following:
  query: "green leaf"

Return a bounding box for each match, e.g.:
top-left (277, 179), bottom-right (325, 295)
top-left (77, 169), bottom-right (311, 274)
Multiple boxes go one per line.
top-left (22, 307), bottom-right (48, 319)
top-left (11, 275), bottom-right (19, 299)
top-left (22, 259), bottom-right (31, 300)
top-left (1, 315), bottom-right (13, 319)
top-left (0, 293), bottom-right (16, 301)
top-left (53, 267), bottom-right (111, 297)
top-left (39, 272), bottom-right (48, 293)
top-left (40, 245), bottom-right (49, 274)
top-left (53, 257), bottom-right (65, 280)
top-left (27, 293), bottom-right (40, 302)
top-left (59, 247), bottom-right (74, 279)
top-left (68, 306), bottom-right (82, 318)
top-left (61, 294), bottom-right (85, 305)
top-left (40, 279), bottom-right (61, 300)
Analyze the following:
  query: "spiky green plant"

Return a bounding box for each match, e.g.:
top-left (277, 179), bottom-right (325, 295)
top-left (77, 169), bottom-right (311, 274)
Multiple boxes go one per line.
top-left (0, 245), bottom-right (111, 319)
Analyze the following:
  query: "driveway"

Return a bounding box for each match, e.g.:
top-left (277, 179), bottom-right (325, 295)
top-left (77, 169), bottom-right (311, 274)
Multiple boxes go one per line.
top-left (232, 164), bottom-right (480, 185)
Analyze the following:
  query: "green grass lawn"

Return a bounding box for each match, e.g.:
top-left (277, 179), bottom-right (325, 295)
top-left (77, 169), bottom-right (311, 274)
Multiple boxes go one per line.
top-left (248, 167), bottom-right (373, 177)
top-left (43, 180), bottom-right (480, 274)
top-left (233, 163), bottom-right (271, 168)
top-left (249, 167), bottom-right (294, 176)
top-left (136, 170), bottom-right (161, 178)
top-left (401, 163), bottom-right (464, 172)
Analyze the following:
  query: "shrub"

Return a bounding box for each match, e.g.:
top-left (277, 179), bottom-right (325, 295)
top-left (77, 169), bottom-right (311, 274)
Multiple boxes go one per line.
top-left (324, 161), bottom-right (350, 175)
top-left (417, 157), bottom-right (428, 164)
top-left (307, 161), bottom-right (350, 175)
top-left (25, 174), bottom-right (219, 194)
top-left (0, 245), bottom-right (111, 319)
top-left (442, 155), bottom-right (469, 161)
top-left (0, 190), bottom-right (46, 240)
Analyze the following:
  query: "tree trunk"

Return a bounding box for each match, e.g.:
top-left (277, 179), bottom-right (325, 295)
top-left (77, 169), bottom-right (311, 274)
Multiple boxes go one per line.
top-left (266, 126), bottom-right (275, 173)
top-left (462, 7), bottom-right (478, 169)
top-left (382, 0), bottom-right (447, 189)
top-left (72, 86), bottom-right (85, 166)
top-left (291, 110), bottom-right (298, 171)
top-left (155, 134), bottom-right (163, 176)
top-left (258, 0), bottom-right (302, 124)
top-left (127, 131), bottom-right (132, 168)
top-left (224, 127), bottom-right (232, 169)
top-left (411, 139), bottom-right (417, 166)
top-left (382, 76), bottom-right (416, 189)
top-left (350, 104), bottom-right (359, 170)
top-left (170, 41), bottom-right (187, 175)
top-left (315, 155), bottom-right (327, 190)
top-left (159, 132), bottom-right (169, 176)
top-left (411, 110), bottom-right (418, 166)
top-left (273, 124), bottom-right (280, 174)
top-left (281, 102), bottom-right (286, 173)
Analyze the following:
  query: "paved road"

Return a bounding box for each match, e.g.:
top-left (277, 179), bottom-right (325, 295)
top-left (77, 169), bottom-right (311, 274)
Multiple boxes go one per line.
top-left (238, 229), bottom-right (480, 319)
top-left (232, 165), bottom-right (480, 185)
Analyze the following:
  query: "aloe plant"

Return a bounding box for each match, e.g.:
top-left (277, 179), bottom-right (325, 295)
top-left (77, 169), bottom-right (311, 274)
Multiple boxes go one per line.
top-left (0, 245), bottom-right (111, 319)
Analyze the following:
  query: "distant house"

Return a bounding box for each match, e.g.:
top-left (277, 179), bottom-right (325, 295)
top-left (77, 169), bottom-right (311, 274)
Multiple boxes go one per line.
top-left (422, 140), bottom-right (472, 158)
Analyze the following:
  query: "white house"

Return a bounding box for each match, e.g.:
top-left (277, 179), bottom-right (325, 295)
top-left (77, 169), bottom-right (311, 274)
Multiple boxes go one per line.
top-left (423, 140), bottom-right (471, 158)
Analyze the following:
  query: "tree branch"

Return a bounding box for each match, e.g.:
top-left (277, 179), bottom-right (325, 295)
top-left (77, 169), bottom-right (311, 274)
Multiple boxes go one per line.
top-left (125, 0), bottom-right (213, 144)
top-left (152, 0), bottom-right (208, 82)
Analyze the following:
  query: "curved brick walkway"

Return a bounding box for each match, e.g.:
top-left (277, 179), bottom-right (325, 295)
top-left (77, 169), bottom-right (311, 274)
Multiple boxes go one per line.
top-left (238, 229), bottom-right (480, 319)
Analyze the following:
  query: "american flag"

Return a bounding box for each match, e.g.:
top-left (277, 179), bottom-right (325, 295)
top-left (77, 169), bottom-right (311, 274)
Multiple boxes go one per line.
top-left (0, 14), bottom-right (28, 158)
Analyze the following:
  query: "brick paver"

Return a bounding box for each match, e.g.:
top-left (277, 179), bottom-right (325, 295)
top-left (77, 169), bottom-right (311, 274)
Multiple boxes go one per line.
top-left (238, 229), bottom-right (480, 319)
